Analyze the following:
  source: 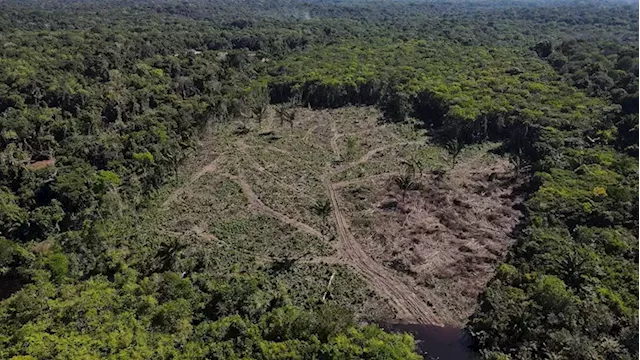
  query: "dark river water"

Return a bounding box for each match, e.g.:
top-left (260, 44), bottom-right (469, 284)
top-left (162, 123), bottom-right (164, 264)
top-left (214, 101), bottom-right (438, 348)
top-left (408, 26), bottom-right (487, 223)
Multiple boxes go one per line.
top-left (381, 323), bottom-right (478, 360)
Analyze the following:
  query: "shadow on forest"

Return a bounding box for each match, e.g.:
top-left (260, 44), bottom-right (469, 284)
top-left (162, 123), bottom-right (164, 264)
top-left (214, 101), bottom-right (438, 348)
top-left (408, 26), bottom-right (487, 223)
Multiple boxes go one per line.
top-left (0, 270), bottom-right (24, 301)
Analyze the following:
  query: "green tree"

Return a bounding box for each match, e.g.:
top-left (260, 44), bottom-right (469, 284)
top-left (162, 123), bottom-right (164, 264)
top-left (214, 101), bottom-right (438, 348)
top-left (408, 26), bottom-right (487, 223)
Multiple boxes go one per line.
top-left (0, 188), bottom-right (27, 238)
top-left (393, 172), bottom-right (415, 202)
top-left (445, 137), bottom-right (464, 169)
top-left (311, 199), bottom-right (332, 230)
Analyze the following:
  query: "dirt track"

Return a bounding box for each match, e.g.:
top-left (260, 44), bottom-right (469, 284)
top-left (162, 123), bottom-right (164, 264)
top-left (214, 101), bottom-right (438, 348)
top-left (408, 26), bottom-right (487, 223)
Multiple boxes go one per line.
top-left (163, 106), bottom-right (516, 327)
top-left (210, 113), bottom-right (440, 325)
top-left (218, 111), bottom-right (445, 325)
top-left (224, 172), bottom-right (327, 241)
top-left (323, 115), bottom-right (442, 325)
top-left (334, 141), bottom-right (423, 174)
top-left (324, 176), bottom-right (442, 325)
top-left (162, 156), bottom-right (225, 208)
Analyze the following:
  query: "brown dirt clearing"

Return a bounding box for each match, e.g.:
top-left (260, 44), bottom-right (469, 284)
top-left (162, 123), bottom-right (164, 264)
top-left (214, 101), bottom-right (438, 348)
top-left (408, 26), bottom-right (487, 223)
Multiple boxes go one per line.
top-left (157, 106), bottom-right (523, 327)
top-left (340, 147), bottom-right (524, 325)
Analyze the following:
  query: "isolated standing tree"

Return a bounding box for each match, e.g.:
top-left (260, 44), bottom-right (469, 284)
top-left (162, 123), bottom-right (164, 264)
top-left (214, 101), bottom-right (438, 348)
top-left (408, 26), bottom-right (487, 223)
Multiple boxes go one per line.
top-left (393, 172), bottom-right (414, 202)
top-left (275, 91), bottom-right (301, 129)
top-left (445, 137), bottom-right (464, 169)
top-left (285, 110), bottom-right (295, 129)
top-left (253, 102), bottom-right (268, 125)
top-left (276, 104), bottom-right (296, 129)
top-left (509, 148), bottom-right (531, 179)
top-left (238, 87), bottom-right (270, 127)
top-left (251, 86), bottom-right (270, 125)
top-left (311, 199), bottom-right (332, 230)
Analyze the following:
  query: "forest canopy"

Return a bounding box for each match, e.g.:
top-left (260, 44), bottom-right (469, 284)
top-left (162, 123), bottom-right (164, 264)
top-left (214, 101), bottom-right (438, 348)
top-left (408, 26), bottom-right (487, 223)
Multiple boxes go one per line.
top-left (0, 0), bottom-right (637, 359)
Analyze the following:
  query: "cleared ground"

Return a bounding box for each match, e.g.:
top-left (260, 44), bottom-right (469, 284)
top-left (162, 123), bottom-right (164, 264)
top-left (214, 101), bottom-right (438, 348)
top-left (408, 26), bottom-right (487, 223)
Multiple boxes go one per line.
top-left (155, 106), bottom-right (523, 326)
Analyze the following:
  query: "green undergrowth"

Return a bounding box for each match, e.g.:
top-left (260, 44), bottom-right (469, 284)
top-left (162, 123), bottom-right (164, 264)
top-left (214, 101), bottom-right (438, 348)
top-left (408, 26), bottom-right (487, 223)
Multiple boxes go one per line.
top-left (261, 23), bottom-right (638, 360)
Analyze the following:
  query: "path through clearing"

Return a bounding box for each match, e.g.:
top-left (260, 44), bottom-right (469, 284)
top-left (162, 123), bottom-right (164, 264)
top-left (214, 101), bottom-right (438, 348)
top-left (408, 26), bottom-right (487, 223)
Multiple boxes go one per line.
top-left (161, 106), bottom-right (494, 327)
top-left (334, 141), bottom-right (423, 174)
top-left (322, 117), bottom-right (443, 325)
top-left (223, 172), bottom-right (327, 241)
top-left (162, 156), bottom-right (225, 208)
top-left (324, 176), bottom-right (443, 325)
top-left (322, 115), bottom-right (442, 325)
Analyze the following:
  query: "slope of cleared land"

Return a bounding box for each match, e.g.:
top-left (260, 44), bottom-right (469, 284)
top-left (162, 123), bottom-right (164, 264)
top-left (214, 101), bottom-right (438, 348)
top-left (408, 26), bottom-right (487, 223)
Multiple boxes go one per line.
top-left (156, 106), bottom-right (523, 326)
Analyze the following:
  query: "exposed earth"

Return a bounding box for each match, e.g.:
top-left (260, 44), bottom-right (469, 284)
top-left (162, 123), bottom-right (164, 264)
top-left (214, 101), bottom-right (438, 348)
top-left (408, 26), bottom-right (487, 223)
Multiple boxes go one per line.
top-left (157, 106), bottom-right (524, 328)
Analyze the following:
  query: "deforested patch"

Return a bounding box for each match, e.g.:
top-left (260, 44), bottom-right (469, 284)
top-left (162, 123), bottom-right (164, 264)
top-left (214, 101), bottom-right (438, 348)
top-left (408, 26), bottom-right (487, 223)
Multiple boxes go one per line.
top-left (341, 151), bottom-right (524, 325)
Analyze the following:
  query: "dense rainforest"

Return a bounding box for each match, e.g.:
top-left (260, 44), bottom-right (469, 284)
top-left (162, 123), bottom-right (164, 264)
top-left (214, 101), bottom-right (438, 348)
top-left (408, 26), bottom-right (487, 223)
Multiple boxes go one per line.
top-left (0, 0), bottom-right (637, 359)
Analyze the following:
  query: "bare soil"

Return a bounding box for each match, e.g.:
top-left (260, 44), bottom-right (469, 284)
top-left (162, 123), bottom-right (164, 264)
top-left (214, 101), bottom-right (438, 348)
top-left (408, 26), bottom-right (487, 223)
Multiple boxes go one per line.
top-left (158, 105), bottom-right (523, 327)
top-left (340, 152), bottom-right (524, 325)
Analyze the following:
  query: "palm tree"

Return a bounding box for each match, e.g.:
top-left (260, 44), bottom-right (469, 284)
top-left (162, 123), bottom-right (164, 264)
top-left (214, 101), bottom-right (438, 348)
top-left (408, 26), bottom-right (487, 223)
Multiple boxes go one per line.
top-left (252, 102), bottom-right (267, 125)
top-left (275, 106), bottom-right (296, 129)
top-left (311, 199), bottom-right (332, 227)
top-left (445, 137), bottom-right (464, 169)
top-left (156, 237), bottom-right (187, 272)
top-left (393, 173), bottom-right (414, 202)
top-left (284, 110), bottom-right (295, 129)
top-left (275, 105), bottom-right (287, 126)
top-left (275, 91), bottom-right (300, 129)
top-left (509, 149), bottom-right (531, 179)
top-left (251, 86), bottom-right (270, 125)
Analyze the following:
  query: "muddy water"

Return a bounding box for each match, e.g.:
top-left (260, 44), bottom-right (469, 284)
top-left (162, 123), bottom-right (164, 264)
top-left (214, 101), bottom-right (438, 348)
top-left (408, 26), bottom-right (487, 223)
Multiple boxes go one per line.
top-left (381, 323), bottom-right (478, 360)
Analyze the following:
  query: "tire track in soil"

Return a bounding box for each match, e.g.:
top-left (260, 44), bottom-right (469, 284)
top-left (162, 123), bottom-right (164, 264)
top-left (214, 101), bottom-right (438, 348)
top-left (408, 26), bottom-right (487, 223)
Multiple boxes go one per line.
top-left (329, 114), bottom-right (342, 159)
top-left (162, 156), bottom-right (225, 208)
top-left (334, 141), bottom-right (424, 175)
top-left (323, 175), bottom-right (442, 326)
top-left (168, 111), bottom-right (443, 326)
top-left (303, 125), bottom-right (319, 142)
top-left (266, 146), bottom-right (292, 156)
top-left (323, 117), bottom-right (442, 325)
